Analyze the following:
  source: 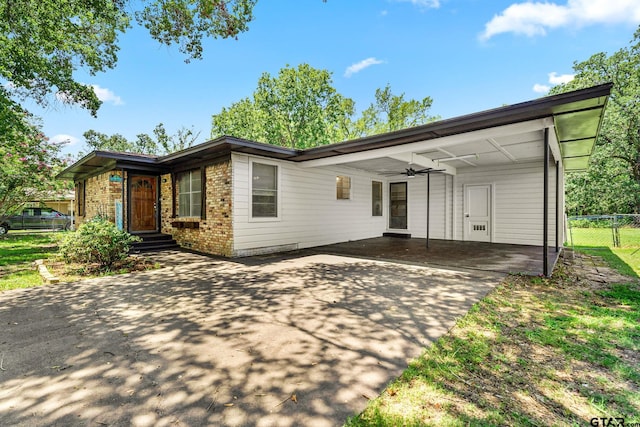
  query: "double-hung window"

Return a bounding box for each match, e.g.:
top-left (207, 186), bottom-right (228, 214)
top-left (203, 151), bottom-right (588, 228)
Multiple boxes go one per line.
top-left (178, 170), bottom-right (202, 217)
top-left (252, 162), bottom-right (278, 218)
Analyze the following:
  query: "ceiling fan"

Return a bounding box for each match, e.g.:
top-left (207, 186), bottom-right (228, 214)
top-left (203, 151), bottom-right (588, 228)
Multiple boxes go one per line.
top-left (379, 164), bottom-right (446, 250)
top-left (381, 166), bottom-right (445, 177)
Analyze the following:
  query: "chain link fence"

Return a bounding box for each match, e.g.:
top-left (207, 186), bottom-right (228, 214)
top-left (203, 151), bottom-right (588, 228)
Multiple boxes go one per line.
top-left (567, 214), bottom-right (640, 248)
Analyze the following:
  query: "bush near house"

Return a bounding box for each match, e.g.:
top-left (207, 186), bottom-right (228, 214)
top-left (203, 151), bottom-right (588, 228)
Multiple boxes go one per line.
top-left (59, 218), bottom-right (141, 269)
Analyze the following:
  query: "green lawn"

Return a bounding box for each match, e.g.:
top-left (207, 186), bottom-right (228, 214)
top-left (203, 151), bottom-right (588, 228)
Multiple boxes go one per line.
top-left (569, 227), bottom-right (640, 276)
top-left (569, 227), bottom-right (640, 248)
top-left (346, 244), bottom-right (640, 425)
top-left (0, 232), bottom-right (64, 291)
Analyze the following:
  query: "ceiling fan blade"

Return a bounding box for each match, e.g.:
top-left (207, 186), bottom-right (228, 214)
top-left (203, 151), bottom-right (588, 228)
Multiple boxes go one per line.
top-left (414, 168), bottom-right (434, 174)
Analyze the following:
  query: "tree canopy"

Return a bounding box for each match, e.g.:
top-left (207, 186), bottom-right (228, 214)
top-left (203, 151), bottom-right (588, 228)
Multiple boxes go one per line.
top-left (0, 0), bottom-right (252, 218)
top-left (211, 64), bottom-right (438, 149)
top-left (551, 27), bottom-right (640, 214)
top-left (82, 124), bottom-right (201, 156)
top-left (1, 0), bottom-right (256, 115)
top-left (0, 88), bottom-right (68, 220)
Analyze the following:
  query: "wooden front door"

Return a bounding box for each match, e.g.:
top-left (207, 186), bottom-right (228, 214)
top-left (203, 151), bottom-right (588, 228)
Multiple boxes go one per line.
top-left (130, 175), bottom-right (157, 232)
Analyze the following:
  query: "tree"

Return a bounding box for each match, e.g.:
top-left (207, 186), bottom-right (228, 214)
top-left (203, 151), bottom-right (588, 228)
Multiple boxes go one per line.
top-left (1, 0), bottom-right (257, 116)
top-left (82, 123), bottom-right (200, 155)
top-left (83, 130), bottom-right (135, 153)
top-left (551, 27), bottom-right (640, 214)
top-left (349, 84), bottom-right (438, 138)
top-left (211, 64), bottom-right (437, 149)
top-left (0, 89), bottom-right (68, 221)
top-left (213, 64), bottom-right (355, 149)
top-left (153, 123), bottom-right (201, 153)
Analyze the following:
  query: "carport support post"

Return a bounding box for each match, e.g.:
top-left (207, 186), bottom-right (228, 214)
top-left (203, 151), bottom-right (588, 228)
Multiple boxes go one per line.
top-left (556, 160), bottom-right (560, 253)
top-left (426, 173), bottom-right (430, 249)
top-left (543, 128), bottom-right (550, 277)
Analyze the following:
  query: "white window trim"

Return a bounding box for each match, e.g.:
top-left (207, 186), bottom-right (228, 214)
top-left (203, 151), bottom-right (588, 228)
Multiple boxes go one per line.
top-left (249, 159), bottom-right (281, 222)
top-left (177, 169), bottom-right (202, 218)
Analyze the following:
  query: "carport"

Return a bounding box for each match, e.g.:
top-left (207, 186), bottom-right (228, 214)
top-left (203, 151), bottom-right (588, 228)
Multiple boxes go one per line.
top-left (295, 84), bottom-right (612, 276)
top-left (312, 236), bottom-right (554, 275)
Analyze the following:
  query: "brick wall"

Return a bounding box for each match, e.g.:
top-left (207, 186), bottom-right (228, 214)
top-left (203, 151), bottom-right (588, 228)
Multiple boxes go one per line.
top-left (75, 170), bottom-right (124, 227)
top-left (160, 158), bottom-right (233, 256)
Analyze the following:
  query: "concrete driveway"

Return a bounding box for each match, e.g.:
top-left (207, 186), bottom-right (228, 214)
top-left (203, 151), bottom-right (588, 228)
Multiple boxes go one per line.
top-left (0, 252), bottom-right (503, 427)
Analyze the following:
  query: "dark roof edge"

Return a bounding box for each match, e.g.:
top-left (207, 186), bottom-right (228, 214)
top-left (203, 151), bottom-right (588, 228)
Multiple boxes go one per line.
top-left (56, 150), bottom-right (160, 180)
top-left (158, 135), bottom-right (298, 164)
top-left (57, 83), bottom-right (612, 180)
top-left (298, 83), bottom-right (613, 158)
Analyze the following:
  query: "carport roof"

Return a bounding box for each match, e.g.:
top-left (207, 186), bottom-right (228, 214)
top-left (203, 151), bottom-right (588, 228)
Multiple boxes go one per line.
top-left (57, 83), bottom-right (611, 181)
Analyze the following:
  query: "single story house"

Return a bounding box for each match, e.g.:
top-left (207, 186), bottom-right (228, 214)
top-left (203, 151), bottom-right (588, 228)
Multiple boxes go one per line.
top-left (58, 84), bottom-right (611, 275)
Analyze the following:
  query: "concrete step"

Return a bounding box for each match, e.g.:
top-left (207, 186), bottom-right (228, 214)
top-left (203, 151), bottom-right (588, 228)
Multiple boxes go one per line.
top-left (132, 233), bottom-right (180, 252)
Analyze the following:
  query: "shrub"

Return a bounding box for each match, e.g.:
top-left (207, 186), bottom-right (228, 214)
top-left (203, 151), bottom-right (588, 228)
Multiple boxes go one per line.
top-left (59, 218), bottom-right (141, 269)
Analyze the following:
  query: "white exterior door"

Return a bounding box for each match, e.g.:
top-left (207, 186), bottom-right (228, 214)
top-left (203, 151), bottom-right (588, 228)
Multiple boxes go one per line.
top-left (464, 184), bottom-right (491, 242)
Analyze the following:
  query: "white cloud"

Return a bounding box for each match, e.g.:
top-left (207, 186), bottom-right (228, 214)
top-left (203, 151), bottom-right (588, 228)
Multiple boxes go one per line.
top-left (91, 84), bottom-right (123, 105)
top-left (344, 57), bottom-right (385, 78)
top-left (50, 134), bottom-right (80, 146)
top-left (548, 71), bottom-right (574, 84)
top-left (56, 84), bottom-right (123, 106)
top-left (532, 71), bottom-right (575, 94)
top-left (533, 83), bottom-right (551, 94)
top-left (395, 0), bottom-right (440, 9)
top-left (481, 0), bottom-right (640, 40)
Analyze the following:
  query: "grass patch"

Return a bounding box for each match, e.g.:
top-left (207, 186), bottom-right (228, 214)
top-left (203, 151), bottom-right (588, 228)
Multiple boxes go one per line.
top-left (0, 232), bottom-right (64, 291)
top-left (570, 227), bottom-right (640, 248)
top-left (570, 227), bottom-right (640, 277)
top-left (346, 256), bottom-right (640, 426)
top-left (574, 247), bottom-right (640, 277)
top-left (0, 232), bottom-right (160, 292)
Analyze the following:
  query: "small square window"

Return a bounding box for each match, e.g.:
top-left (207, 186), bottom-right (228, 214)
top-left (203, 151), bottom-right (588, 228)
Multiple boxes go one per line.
top-left (336, 176), bottom-right (351, 200)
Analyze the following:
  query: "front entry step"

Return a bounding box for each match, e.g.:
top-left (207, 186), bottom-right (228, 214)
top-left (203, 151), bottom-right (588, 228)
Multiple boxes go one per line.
top-left (131, 233), bottom-right (180, 252)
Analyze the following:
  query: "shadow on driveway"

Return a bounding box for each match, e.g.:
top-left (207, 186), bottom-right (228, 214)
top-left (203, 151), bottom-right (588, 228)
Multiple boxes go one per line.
top-left (0, 253), bottom-right (503, 426)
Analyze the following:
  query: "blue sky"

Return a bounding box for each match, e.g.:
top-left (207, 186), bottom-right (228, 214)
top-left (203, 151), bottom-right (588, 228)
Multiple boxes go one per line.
top-left (25, 0), bottom-right (640, 156)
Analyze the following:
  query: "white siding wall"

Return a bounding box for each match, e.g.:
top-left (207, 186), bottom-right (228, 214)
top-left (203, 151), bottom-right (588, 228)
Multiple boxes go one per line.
top-left (232, 153), bottom-right (388, 254)
top-left (453, 161), bottom-right (559, 246)
top-left (403, 174), bottom-right (453, 240)
top-left (233, 153), bottom-right (562, 253)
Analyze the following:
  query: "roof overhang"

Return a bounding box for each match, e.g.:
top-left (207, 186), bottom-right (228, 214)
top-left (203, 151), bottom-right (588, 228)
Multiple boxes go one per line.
top-left (294, 83), bottom-right (611, 173)
top-left (57, 84), bottom-right (611, 181)
top-left (57, 137), bottom-right (298, 181)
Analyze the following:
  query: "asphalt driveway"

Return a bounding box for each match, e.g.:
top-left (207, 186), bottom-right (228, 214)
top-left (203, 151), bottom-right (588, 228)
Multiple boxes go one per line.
top-left (0, 252), bottom-right (503, 426)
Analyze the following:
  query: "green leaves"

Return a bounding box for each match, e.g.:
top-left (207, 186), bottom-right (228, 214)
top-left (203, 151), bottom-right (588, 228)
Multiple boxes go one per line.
top-left (553, 27), bottom-right (640, 214)
top-left (0, 88), bottom-right (68, 221)
top-left (59, 217), bottom-right (141, 269)
top-left (137, 0), bottom-right (256, 62)
top-left (82, 123), bottom-right (200, 155)
top-left (211, 64), bottom-right (438, 149)
top-left (352, 84), bottom-right (438, 138)
top-left (1, 0), bottom-right (256, 114)
top-left (0, 0), bottom-right (129, 116)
